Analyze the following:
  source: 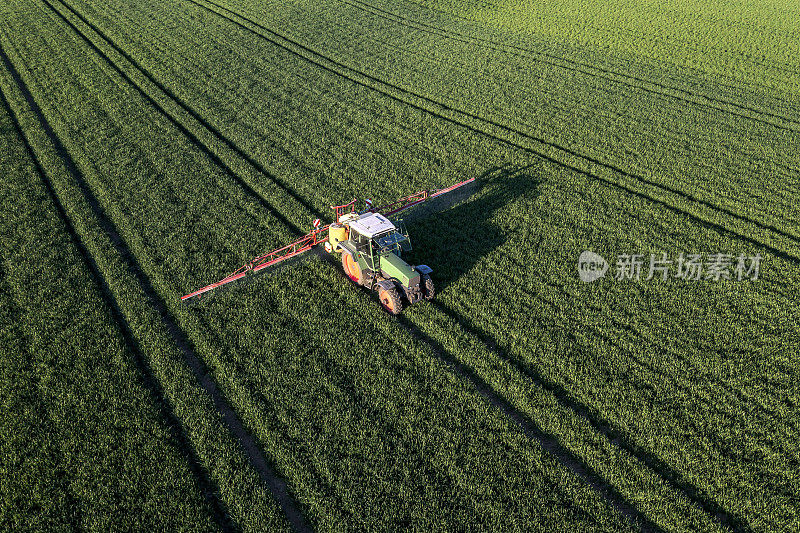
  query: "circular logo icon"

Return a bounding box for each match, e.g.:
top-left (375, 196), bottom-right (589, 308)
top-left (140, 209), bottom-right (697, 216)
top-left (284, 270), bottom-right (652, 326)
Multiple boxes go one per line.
top-left (578, 251), bottom-right (608, 282)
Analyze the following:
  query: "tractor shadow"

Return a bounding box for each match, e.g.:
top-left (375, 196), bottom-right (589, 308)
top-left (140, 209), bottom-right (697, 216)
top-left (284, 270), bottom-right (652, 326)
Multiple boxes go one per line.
top-left (403, 163), bottom-right (544, 292)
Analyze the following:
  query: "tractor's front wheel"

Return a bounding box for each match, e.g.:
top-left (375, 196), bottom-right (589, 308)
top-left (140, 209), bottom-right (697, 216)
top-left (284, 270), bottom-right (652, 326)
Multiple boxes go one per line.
top-left (378, 286), bottom-right (403, 315)
top-left (422, 275), bottom-right (435, 301)
top-left (342, 252), bottom-right (365, 285)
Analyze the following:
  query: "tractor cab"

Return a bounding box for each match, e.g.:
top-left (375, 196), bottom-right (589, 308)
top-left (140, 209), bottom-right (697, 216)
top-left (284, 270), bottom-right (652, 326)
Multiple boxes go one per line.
top-left (346, 213), bottom-right (411, 264)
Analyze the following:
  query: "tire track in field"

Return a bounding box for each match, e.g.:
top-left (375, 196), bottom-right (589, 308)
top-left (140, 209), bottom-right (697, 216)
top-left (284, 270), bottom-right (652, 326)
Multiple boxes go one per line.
top-left (0, 30), bottom-right (312, 533)
top-left (50, 0), bottom-right (323, 227)
top-left (427, 164), bottom-right (755, 531)
top-left (396, 313), bottom-right (664, 532)
top-left (0, 50), bottom-right (237, 533)
top-left (308, 251), bottom-right (663, 532)
top-left (298, 6), bottom-right (800, 184)
top-left (335, 0), bottom-right (800, 131)
top-left (188, 0), bottom-right (800, 266)
top-left (285, 0), bottom-right (800, 183)
top-left (432, 297), bottom-right (749, 533)
top-left (75, 0), bottom-right (441, 200)
top-left (47, 0), bottom-right (327, 282)
top-left (0, 262), bottom-right (85, 533)
top-left (238, 258), bottom-right (620, 528)
top-left (404, 0), bottom-right (800, 110)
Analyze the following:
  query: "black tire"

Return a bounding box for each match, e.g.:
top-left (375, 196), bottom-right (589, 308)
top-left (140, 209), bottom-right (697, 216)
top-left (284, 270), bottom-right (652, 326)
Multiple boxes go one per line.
top-left (378, 286), bottom-right (403, 315)
top-left (422, 275), bottom-right (435, 301)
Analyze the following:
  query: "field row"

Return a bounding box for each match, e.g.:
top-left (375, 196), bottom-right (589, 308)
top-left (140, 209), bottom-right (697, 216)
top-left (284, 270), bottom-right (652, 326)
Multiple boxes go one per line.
top-left (0, 58), bottom-right (292, 531)
top-left (404, 0), bottom-right (800, 98)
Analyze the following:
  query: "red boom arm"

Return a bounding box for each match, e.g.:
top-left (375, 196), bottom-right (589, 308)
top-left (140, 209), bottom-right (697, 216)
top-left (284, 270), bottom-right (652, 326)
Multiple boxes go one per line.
top-left (181, 227), bottom-right (329, 301)
top-left (371, 177), bottom-right (475, 217)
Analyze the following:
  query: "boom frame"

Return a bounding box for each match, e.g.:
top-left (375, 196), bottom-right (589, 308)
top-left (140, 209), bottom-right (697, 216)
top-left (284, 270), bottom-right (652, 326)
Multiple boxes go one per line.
top-left (180, 177), bottom-right (474, 301)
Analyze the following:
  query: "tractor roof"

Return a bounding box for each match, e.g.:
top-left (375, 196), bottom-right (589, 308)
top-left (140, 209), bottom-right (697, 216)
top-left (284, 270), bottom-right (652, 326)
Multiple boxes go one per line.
top-left (348, 213), bottom-right (396, 238)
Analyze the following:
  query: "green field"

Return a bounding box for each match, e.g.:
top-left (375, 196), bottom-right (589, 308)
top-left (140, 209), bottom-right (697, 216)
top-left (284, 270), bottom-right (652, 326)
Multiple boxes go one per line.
top-left (0, 0), bottom-right (797, 531)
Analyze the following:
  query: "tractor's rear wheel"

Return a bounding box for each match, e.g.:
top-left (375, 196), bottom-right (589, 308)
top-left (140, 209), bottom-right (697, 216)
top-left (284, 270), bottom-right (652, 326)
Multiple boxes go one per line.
top-left (378, 286), bottom-right (403, 315)
top-left (342, 253), bottom-right (364, 285)
top-left (422, 274), bottom-right (435, 301)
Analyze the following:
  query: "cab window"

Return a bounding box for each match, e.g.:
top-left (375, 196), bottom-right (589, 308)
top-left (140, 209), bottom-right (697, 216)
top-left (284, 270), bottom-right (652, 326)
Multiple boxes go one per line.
top-left (352, 231), bottom-right (369, 251)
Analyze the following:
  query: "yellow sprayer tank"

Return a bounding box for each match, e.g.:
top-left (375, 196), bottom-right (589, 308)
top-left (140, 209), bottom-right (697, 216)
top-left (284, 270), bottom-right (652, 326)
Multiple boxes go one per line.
top-left (328, 223), bottom-right (349, 251)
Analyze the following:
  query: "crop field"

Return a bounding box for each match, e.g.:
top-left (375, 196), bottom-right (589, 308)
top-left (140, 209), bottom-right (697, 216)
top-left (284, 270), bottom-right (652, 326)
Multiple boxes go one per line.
top-left (0, 0), bottom-right (797, 531)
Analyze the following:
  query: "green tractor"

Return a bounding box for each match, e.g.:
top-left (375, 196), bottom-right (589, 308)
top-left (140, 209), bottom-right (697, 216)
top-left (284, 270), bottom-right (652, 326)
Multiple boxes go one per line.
top-left (325, 211), bottom-right (433, 314)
